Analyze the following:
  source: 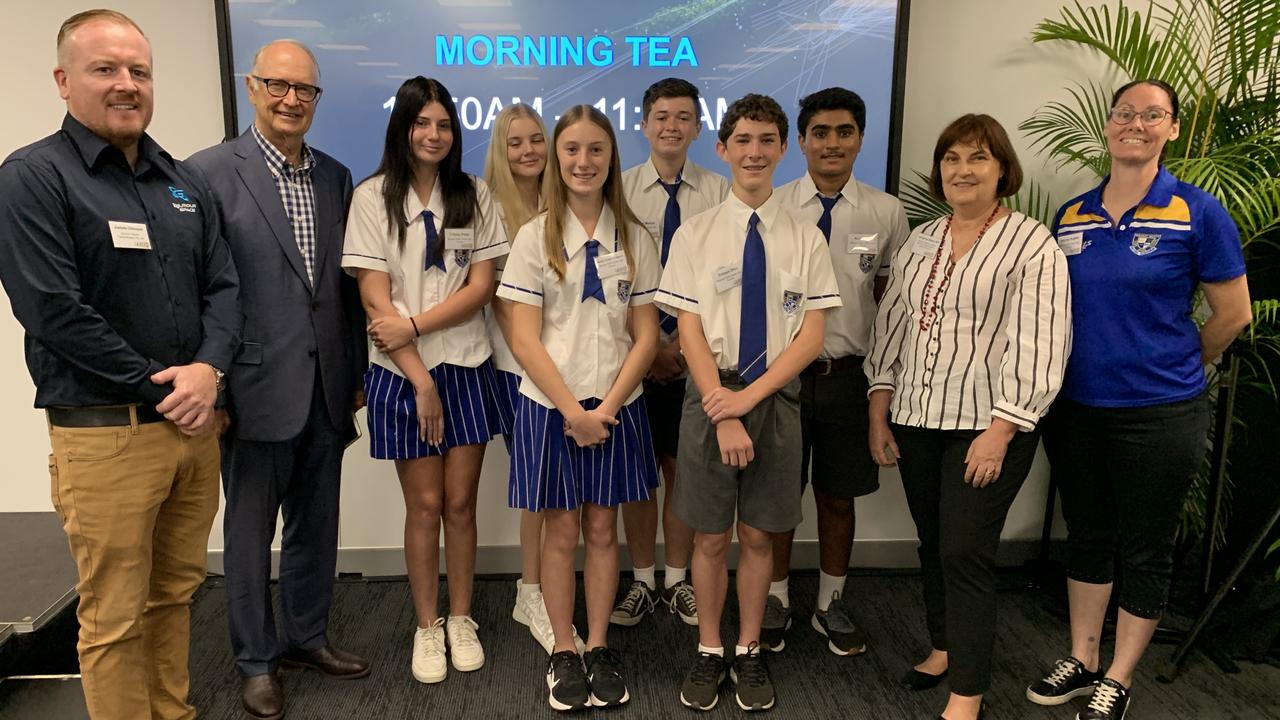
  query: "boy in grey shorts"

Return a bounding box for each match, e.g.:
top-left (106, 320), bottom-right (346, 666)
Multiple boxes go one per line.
top-left (656, 94), bottom-right (841, 712)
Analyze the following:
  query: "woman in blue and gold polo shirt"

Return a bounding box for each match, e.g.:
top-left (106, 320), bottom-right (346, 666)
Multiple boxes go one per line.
top-left (1025, 79), bottom-right (1252, 720)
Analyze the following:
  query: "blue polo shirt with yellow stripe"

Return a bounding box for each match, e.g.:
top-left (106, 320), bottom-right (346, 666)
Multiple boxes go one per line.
top-left (1052, 166), bottom-right (1245, 408)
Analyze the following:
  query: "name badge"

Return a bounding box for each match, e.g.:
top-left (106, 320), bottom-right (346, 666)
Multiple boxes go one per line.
top-left (444, 228), bottom-right (474, 250)
top-left (108, 220), bottom-right (152, 250)
top-left (644, 220), bottom-right (661, 238)
top-left (594, 250), bottom-right (629, 279)
top-left (1057, 231), bottom-right (1083, 256)
top-left (714, 264), bottom-right (742, 293)
top-left (910, 231), bottom-right (942, 256)
top-left (846, 233), bottom-right (878, 254)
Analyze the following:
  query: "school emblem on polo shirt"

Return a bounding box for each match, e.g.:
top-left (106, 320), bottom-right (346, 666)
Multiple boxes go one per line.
top-left (859, 253), bottom-right (876, 273)
top-left (617, 280), bottom-right (632, 304)
top-left (454, 249), bottom-right (471, 267)
top-left (1130, 233), bottom-right (1161, 256)
top-left (782, 290), bottom-right (803, 315)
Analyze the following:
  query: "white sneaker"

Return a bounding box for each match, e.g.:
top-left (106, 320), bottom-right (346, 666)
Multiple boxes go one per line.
top-left (513, 579), bottom-right (531, 625)
top-left (446, 615), bottom-right (485, 672)
top-left (522, 588), bottom-right (586, 655)
top-left (411, 618), bottom-right (446, 684)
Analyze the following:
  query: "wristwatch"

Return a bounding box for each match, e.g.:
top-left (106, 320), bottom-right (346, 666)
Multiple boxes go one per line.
top-left (212, 365), bottom-right (226, 392)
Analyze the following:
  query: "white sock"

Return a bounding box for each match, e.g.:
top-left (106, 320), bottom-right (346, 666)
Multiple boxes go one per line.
top-left (698, 643), bottom-right (724, 657)
top-left (817, 572), bottom-right (847, 611)
top-left (634, 565), bottom-right (657, 590)
top-left (664, 565), bottom-right (687, 588)
top-left (768, 578), bottom-right (790, 608)
top-left (735, 644), bottom-right (752, 657)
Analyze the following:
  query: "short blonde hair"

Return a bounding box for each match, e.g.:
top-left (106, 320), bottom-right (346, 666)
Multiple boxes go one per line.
top-left (57, 9), bottom-right (146, 64)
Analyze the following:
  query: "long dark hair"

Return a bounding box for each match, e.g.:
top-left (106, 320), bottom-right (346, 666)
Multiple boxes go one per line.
top-left (370, 76), bottom-right (477, 250)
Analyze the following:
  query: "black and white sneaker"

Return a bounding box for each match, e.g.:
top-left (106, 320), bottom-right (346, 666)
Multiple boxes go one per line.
top-left (1077, 678), bottom-right (1130, 720)
top-left (1026, 656), bottom-right (1102, 705)
top-left (662, 581), bottom-right (699, 625)
top-left (811, 591), bottom-right (868, 656)
top-left (679, 650), bottom-right (726, 711)
top-left (546, 650), bottom-right (589, 712)
top-left (584, 646), bottom-right (630, 707)
top-left (759, 595), bottom-right (791, 652)
top-left (609, 580), bottom-right (656, 627)
top-left (731, 642), bottom-right (775, 711)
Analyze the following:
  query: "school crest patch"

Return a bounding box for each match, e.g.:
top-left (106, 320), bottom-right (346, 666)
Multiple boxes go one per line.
top-left (859, 253), bottom-right (876, 273)
top-left (782, 290), bottom-right (803, 315)
top-left (617, 280), bottom-right (632, 304)
top-left (1130, 233), bottom-right (1160, 256)
top-left (454, 249), bottom-right (471, 267)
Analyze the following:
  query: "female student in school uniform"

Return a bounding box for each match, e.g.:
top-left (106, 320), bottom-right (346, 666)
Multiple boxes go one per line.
top-left (864, 113), bottom-right (1072, 720)
top-left (497, 104), bottom-right (662, 711)
top-left (342, 76), bottom-right (508, 686)
top-left (482, 103), bottom-right (584, 654)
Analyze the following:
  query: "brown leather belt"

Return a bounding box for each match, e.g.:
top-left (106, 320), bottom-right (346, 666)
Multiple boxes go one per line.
top-left (801, 355), bottom-right (865, 377)
top-left (47, 404), bottom-right (166, 428)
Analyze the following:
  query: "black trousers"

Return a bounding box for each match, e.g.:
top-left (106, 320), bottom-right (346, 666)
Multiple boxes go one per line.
top-left (221, 374), bottom-right (347, 676)
top-left (1043, 394), bottom-right (1210, 619)
top-left (894, 423), bottom-right (1041, 696)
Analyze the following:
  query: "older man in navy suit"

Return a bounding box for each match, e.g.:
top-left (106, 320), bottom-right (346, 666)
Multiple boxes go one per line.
top-left (188, 40), bottom-right (368, 720)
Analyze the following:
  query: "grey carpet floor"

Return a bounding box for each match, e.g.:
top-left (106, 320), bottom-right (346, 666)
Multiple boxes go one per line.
top-left (187, 573), bottom-right (1280, 719)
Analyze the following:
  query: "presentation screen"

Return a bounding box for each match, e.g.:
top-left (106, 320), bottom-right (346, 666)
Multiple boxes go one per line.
top-left (219, 0), bottom-right (906, 191)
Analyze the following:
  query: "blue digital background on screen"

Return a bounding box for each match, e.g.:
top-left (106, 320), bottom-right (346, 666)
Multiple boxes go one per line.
top-left (226, 0), bottom-right (901, 190)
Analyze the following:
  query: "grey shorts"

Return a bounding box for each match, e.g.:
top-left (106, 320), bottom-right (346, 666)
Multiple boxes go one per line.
top-left (672, 374), bottom-right (803, 534)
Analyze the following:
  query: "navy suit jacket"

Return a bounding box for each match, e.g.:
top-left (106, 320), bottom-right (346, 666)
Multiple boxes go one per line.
top-left (188, 130), bottom-right (366, 443)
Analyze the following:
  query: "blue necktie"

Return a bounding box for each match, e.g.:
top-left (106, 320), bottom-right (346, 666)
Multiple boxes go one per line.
top-left (581, 239), bottom-right (605, 303)
top-left (657, 176), bottom-right (682, 335)
top-left (816, 194), bottom-right (840, 243)
top-left (422, 210), bottom-right (446, 272)
top-left (738, 212), bottom-right (767, 383)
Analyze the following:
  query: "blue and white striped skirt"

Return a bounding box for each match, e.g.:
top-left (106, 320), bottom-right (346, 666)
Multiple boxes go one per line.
top-left (364, 361), bottom-right (502, 459)
top-left (509, 395), bottom-right (660, 511)
top-left (485, 367), bottom-right (522, 453)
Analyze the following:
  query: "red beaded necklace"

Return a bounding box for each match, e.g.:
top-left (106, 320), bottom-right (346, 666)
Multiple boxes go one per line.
top-left (918, 203), bottom-right (1002, 332)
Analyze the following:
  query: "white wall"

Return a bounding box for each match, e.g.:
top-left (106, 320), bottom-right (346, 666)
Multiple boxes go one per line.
top-left (0, 0), bottom-right (1118, 566)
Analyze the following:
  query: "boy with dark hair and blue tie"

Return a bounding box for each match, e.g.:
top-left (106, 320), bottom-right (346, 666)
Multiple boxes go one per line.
top-left (657, 93), bottom-right (841, 712)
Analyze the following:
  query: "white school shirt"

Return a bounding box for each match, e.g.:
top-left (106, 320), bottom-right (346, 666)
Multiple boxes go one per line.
top-left (776, 173), bottom-right (911, 359)
top-left (656, 190), bottom-right (843, 371)
top-left (342, 174), bottom-right (509, 374)
top-left (485, 200), bottom-right (523, 374)
top-left (864, 211), bottom-right (1072, 432)
top-left (496, 204), bottom-right (661, 409)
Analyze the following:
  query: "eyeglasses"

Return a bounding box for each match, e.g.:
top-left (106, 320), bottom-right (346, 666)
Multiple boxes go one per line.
top-left (252, 76), bottom-right (322, 103)
top-left (1109, 106), bottom-right (1172, 125)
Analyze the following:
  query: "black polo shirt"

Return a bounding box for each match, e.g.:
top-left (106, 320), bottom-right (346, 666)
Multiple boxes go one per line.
top-left (0, 115), bottom-right (240, 408)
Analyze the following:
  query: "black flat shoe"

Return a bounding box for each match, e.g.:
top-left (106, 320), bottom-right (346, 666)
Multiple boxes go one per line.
top-left (900, 667), bottom-right (948, 691)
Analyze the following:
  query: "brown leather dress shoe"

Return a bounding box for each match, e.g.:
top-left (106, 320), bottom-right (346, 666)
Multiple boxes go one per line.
top-left (241, 672), bottom-right (284, 720)
top-left (280, 645), bottom-right (371, 679)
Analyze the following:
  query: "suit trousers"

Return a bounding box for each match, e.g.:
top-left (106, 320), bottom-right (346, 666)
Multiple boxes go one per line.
top-left (48, 413), bottom-right (220, 720)
top-left (220, 373), bottom-right (346, 676)
top-left (893, 423), bottom-right (1041, 696)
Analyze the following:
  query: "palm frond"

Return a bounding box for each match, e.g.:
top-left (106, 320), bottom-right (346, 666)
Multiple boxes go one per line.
top-left (898, 171), bottom-right (950, 229)
top-left (1165, 137), bottom-right (1280, 244)
top-left (1019, 83), bottom-right (1112, 176)
top-left (1003, 179), bottom-right (1057, 227)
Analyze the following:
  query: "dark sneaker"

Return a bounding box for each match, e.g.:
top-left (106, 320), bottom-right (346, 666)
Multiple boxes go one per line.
top-left (1077, 678), bottom-right (1131, 720)
top-left (609, 580), bottom-right (656, 627)
top-left (546, 650), bottom-right (589, 712)
top-left (662, 581), bottom-right (699, 625)
top-left (679, 650), bottom-right (726, 711)
top-left (811, 592), bottom-right (868, 656)
top-left (759, 595), bottom-right (791, 652)
top-left (584, 646), bottom-right (629, 707)
top-left (730, 642), bottom-right (775, 711)
top-left (1026, 656), bottom-right (1102, 705)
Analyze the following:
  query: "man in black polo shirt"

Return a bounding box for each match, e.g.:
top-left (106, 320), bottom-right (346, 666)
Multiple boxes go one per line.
top-left (0, 10), bottom-right (239, 720)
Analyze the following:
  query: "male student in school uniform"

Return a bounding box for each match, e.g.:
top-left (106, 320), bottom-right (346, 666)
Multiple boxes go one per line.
top-left (767, 86), bottom-right (911, 656)
top-left (656, 93), bottom-right (841, 712)
top-left (615, 77), bottom-right (729, 628)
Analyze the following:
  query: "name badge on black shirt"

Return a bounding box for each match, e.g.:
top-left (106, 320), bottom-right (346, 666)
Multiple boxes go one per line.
top-left (108, 220), bottom-right (152, 250)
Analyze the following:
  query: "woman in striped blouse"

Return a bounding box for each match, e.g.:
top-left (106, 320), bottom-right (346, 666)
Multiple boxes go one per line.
top-left (865, 114), bottom-right (1072, 720)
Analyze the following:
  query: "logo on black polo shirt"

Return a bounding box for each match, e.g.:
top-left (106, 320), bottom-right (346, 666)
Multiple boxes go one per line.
top-left (168, 185), bottom-right (198, 213)
top-left (1130, 233), bottom-right (1161, 256)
